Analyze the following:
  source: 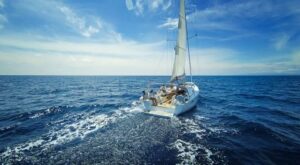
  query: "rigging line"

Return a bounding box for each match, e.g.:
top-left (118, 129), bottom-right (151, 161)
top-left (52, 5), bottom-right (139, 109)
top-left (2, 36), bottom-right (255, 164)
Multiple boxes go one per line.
top-left (185, 0), bottom-right (193, 82)
top-left (170, 31), bottom-right (175, 77)
top-left (167, 30), bottom-right (171, 76)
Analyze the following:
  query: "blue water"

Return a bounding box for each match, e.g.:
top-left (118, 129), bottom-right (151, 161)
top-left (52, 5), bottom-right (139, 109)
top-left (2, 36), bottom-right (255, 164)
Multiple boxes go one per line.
top-left (0, 76), bottom-right (299, 164)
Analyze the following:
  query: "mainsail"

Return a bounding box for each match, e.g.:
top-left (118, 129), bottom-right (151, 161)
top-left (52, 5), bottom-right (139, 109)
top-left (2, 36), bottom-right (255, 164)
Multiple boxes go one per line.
top-left (171, 0), bottom-right (187, 82)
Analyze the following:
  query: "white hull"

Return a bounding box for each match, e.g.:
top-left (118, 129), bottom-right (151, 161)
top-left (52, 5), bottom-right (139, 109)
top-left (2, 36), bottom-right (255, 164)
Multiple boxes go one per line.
top-left (174, 91), bottom-right (198, 115)
top-left (142, 82), bottom-right (199, 117)
top-left (141, 0), bottom-right (198, 118)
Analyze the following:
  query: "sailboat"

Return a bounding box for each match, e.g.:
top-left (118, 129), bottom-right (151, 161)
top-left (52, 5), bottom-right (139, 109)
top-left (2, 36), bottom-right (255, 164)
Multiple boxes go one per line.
top-left (140, 0), bottom-right (199, 117)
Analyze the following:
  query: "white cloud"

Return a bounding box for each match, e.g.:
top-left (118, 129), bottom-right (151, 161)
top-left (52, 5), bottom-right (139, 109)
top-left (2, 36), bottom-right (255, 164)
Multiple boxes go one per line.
top-left (158, 17), bottom-right (177, 30)
top-left (0, 0), bottom-right (6, 30)
top-left (162, 0), bottom-right (171, 11)
top-left (151, 0), bottom-right (172, 11)
top-left (189, 48), bottom-right (238, 74)
top-left (126, 0), bottom-right (172, 15)
top-left (0, 52), bottom-right (161, 75)
top-left (187, 0), bottom-right (300, 33)
top-left (190, 48), bottom-right (300, 75)
top-left (191, 58), bottom-right (290, 75)
top-left (159, 17), bottom-right (239, 32)
top-left (189, 33), bottom-right (257, 42)
top-left (292, 50), bottom-right (300, 65)
top-left (188, 1), bottom-right (273, 21)
top-left (158, 1), bottom-right (256, 32)
top-left (1, 0), bottom-right (299, 75)
top-left (1, 35), bottom-right (299, 75)
top-left (59, 6), bottom-right (101, 38)
top-left (0, 14), bottom-right (6, 29)
top-left (0, 35), bottom-right (168, 75)
top-left (273, 33), bottom-right (291, 50)
top-left (180, 0), bottom-right (297, 34)
top-left (150, 0), bottom-right (163, 11)
top-left (0, 36), bottom-right (163, 58)
top-left (58, 5), bottom-right (122, 40)
top-left (10, 0), bottom-right (121, 40)
top-left (134, 0), bottom-right (144, 15)
top-left (125, 0), bottom-right (134, 10)
top-left (0, 0), bottom-right (4, 8)
top-left (162, 0), bottom-right (300, 49)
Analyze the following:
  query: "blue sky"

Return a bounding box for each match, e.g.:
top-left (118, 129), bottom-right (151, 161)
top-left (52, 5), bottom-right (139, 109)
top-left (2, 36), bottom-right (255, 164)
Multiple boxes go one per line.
top-left (0, 0), bottom-right (299, 75)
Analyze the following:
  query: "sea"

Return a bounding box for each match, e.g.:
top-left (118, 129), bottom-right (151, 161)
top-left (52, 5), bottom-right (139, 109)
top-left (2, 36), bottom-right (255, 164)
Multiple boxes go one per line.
top-left (0, 76), bottom-right (299, 165)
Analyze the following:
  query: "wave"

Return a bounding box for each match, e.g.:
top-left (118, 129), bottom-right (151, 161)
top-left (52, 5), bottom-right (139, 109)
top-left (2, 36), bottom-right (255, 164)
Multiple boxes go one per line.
top-left (29, 106), bottom-right (69, 119)
top-left (0, 105), bottom-right (142, 162)
top-left (28, 88), bottom-right (69, 96)
top-left (0, 106), bottom-right (71, 123)
top-left (170, 117), bottom-right (232, 165)
top-left (225, 104), bottom-right (300, 123)
top-left (172, 139), bottom-right (204, 164)
top-left (0, 125), bottom-right (18, 135)
top-left (237, 93), bottom-right (300, 105)
top-left (0, 103), bottom-right (125, 123)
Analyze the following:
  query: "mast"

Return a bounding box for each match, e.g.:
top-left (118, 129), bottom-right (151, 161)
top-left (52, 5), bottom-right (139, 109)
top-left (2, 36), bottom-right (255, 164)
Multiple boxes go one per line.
top-left (170, 0), bottom-right (187, 82)
top-left (185, 5), bottom-right (192, 83)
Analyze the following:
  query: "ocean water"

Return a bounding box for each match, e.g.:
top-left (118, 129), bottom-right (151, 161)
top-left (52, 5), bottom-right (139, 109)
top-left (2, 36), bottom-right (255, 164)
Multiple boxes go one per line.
top-left (0, 76), bottom-right (299, 164)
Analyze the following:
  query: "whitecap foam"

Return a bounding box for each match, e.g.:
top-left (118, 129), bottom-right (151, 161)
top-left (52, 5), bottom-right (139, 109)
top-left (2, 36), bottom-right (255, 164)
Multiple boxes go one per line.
top-left (29, 112), bottom-right (44, 119)
top-left (0, 105), bottom-right (142, 160)
top-left (29, 107), bottom-right (64, 119)
top-left (44, 113), bottom-right (110, 147)
top-left (172, 138), bottom-right (214, 165)
top-left (173, 139), bottom-right (200, 164)
top-left (171, 117), bottom-right (215, 164)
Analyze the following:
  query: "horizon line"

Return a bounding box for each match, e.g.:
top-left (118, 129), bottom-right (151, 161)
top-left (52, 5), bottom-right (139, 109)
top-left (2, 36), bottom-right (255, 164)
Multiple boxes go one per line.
top-left (0, 74), bottom-right (299, 77)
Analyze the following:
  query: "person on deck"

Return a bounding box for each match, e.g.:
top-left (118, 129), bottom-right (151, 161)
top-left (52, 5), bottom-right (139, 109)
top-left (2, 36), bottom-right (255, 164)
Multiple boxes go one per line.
top-left (177, 87), bottom-right (186, 95)
top-left (142, 90), bottom-right (149, 100)
top-left (149, 90), bottom-right (158, 106)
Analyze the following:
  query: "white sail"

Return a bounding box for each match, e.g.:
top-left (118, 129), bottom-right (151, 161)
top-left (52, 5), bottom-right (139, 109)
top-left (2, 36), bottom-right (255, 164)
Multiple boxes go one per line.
top-left (141, 0), bottom-right (200, 117)
top-left (171, 0), bottom-right (187, 82)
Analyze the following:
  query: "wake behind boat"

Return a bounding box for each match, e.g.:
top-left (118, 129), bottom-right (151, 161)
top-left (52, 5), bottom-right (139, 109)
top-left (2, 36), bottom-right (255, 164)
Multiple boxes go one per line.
top-left (140, 0), bottom-right (199, 117)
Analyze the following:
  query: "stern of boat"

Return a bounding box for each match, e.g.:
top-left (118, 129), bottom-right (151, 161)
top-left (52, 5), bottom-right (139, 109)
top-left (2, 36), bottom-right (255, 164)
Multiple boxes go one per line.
top-left (140, 81), bottom-right (200, 117)
top-left (174, 82), bottom-right (199, 115)
top-left (142, 99), bottom-right (153, 111)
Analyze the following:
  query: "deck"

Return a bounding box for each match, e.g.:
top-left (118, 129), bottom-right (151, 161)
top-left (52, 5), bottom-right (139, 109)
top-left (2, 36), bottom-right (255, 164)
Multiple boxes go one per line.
top-left (144, 105), bottom-right (175, 118)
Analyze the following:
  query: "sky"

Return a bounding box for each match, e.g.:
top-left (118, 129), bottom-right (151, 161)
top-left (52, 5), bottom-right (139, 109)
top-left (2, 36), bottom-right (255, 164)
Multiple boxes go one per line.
top-left (0, 0), bottom-right (299, 75)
